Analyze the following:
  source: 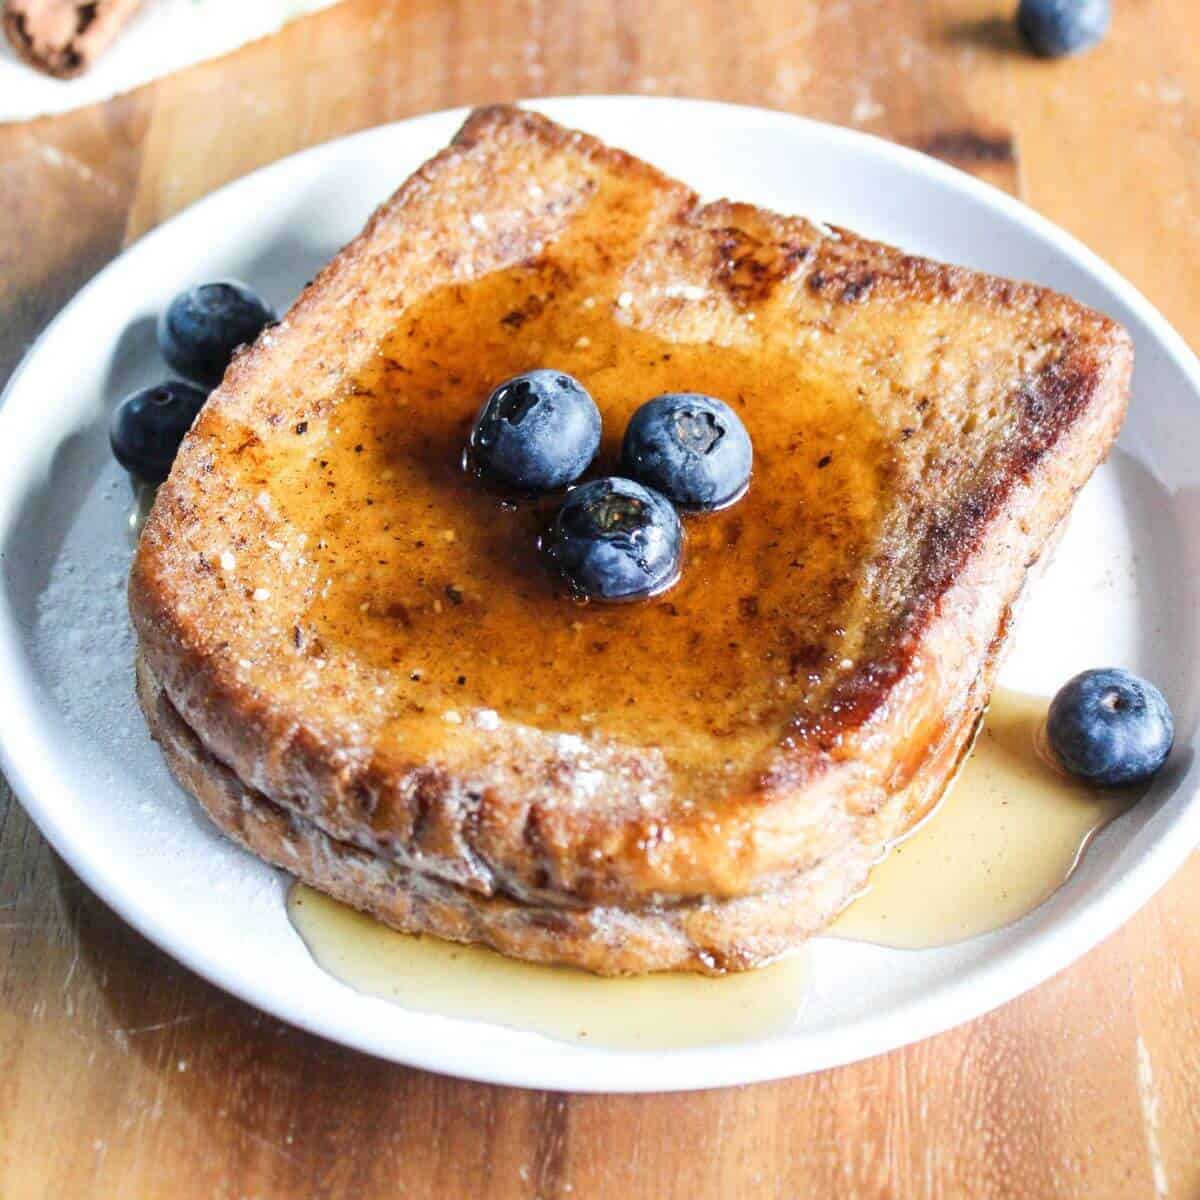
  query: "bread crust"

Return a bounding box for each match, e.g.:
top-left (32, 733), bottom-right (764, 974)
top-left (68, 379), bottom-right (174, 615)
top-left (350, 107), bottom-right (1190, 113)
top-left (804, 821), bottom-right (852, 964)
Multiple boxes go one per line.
top-left (137, 650), bottom-right (991, 974)
top-left (129, 105), bottom-right (1132, 972)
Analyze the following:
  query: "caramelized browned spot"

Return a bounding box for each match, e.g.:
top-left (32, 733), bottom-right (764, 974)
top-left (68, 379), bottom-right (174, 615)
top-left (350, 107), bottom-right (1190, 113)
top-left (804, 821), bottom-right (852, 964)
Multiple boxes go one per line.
top-left (711, 225), bottom-right (812, 305)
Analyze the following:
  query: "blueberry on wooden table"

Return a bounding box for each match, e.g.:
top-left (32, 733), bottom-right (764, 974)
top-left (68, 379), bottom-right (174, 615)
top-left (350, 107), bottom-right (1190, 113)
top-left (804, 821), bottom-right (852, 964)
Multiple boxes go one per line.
top-left (544, 477), bottom-right (682, 601)
top-left (157, 281), bottom-right (277, 388)
top-left (110, 381), bottom-right (208, 484)
top-left (469, 369), bottom-right (601, 492)
top-left (621, 393), bottom-right (752, 510)
top-left (1017, 0), bottom-right (1110, 58)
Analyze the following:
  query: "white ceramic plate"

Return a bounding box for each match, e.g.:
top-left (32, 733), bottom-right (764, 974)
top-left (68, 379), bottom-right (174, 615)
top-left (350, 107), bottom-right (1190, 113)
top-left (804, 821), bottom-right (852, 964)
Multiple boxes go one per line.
top-left (2, 97), bottom-right (1198, 1093)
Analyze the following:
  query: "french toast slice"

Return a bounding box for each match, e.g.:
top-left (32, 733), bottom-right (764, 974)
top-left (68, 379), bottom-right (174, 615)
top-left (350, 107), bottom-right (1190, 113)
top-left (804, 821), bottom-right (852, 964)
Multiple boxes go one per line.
top-left (130, 105), bottom-right (1132, 974)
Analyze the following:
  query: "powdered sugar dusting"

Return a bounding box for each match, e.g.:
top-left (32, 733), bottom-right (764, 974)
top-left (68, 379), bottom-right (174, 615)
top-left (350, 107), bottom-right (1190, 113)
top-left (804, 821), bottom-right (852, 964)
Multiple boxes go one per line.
top-left (26, 466), bottom-right (289, 933)
top-left (662, 282), bottom-right (709, 301)
top-left (36, 544), bottom-right (136, 742)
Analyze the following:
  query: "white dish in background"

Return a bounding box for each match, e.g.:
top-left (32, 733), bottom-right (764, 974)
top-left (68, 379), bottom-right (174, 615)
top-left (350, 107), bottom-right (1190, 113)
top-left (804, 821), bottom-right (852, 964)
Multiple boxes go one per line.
top-left (1, 97), bottom-right (1197, 1093)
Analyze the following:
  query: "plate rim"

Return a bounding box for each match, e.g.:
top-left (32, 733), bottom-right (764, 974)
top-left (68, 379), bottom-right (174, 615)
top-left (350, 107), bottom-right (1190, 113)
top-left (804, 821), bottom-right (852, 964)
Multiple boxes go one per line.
top-left (2, 94), bottom-right (1199, 1093)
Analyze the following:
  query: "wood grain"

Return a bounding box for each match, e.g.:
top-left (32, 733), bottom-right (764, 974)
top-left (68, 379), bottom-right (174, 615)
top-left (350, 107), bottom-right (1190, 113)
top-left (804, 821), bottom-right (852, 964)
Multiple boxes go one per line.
top-left (2, 0), bottom-right (1199, 1196)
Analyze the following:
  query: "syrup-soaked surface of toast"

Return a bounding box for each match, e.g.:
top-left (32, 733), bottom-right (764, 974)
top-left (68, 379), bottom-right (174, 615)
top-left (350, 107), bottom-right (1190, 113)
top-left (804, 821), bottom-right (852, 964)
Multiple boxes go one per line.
top-left (132, 106), bottom-right (1131, 913)
top-left (260, 192), bottom-right (893, 782)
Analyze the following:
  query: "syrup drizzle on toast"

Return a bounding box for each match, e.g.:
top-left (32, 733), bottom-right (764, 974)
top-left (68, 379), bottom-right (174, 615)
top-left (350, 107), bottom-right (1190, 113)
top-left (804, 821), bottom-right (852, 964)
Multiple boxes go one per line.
top-left (262, 177), bottom-right (893, 786)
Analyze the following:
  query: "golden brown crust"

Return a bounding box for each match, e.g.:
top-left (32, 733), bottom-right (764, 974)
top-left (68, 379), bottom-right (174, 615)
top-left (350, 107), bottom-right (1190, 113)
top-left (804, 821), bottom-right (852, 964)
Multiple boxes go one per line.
top-left (137, 650), bottom-right (986, 975)
top-left (129, 106), bottom-right (1132, 971)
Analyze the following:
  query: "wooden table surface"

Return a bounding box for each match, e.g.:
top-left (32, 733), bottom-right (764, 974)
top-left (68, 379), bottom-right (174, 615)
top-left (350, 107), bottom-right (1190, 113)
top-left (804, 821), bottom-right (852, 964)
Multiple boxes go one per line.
top-left (2, 1), bottom-right (1199, 1195)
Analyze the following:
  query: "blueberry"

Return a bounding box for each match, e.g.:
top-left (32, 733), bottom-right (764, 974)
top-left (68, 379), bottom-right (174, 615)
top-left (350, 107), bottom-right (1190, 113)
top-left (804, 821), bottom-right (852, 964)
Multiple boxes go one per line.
top-left (110, 381), bottom-right (208, 483)
top-left (545, 477), bottom-right (682, 601)
top-left (157, 281), bottom-right (276, 388)
top-left (621, 393), bottom-right (752, 510)
top-left (469, 369), bottom-right (601, 492)
top-left (1018, 0), bottom-right (1110, 58)
top-left (1046, 669), bottom-right (1173, 786)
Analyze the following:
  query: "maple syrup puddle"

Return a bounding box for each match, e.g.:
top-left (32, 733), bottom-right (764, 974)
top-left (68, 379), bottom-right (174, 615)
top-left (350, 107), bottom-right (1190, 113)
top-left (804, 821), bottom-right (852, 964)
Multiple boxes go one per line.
top-left (827, 687), bottom-right (1144, 949)
top-left (287, 885), bottom-right (810, 1050)
top-left (287, 688), bottom-right (1141, 1044)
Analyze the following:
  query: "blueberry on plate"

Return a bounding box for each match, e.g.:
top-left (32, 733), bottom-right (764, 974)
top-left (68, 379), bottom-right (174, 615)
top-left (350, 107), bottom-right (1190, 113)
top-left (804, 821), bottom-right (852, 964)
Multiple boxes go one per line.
top-left (1017, 0), bottom-right (1110, 58)
top-left (545, 477), bottom-right (682, 601)
top-left (110, 381), bottom-right (208, 484)
top-left (157, 281), bottom-right (277, 388)
top-left (621, 392), bottom-right (752, 510)
top-left (1046, 668), bottom-right (1173, 786)
top-left (469, 369), bottom-right (601, 492)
